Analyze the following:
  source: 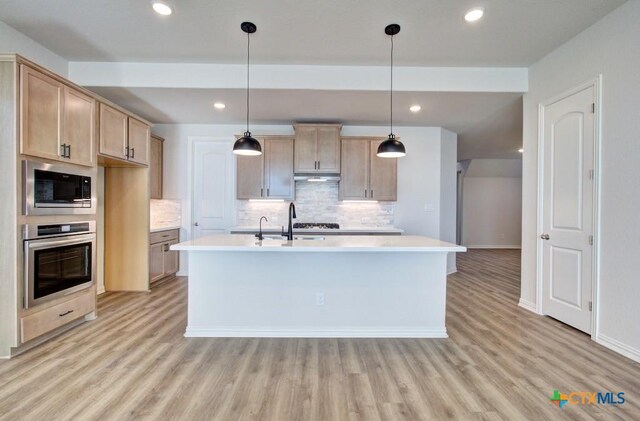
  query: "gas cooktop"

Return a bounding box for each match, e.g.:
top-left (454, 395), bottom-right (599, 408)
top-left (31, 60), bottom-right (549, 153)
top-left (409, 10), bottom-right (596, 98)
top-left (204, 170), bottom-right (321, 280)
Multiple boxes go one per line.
top-left (293, 222), bottom-right (340, 229)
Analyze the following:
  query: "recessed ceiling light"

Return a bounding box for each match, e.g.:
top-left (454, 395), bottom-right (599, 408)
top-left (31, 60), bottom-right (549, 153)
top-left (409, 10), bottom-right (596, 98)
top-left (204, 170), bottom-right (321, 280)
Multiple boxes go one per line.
top-left (152, 1), bottom-right (173, 16)
top-left (409, 105), bottom-right (422, 113)
top-left (213, 102), bottom-right (226, 110)
top-left (464, 7), bottom-right (484, 22)
top-left (518, 148), bottom-right (524, 153)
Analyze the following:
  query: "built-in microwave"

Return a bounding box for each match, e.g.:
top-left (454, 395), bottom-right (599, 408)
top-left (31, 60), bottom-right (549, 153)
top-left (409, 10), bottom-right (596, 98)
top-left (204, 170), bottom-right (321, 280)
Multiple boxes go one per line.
top-left (23, 160), bottom-right (96, 215)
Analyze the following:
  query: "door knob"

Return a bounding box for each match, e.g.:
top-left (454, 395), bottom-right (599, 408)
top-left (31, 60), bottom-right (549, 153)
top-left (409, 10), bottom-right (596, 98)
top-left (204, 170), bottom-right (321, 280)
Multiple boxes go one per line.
top-left (540, 234), bottom-right (550, 240)
top-left (194, 222), bottom-right (199, 227)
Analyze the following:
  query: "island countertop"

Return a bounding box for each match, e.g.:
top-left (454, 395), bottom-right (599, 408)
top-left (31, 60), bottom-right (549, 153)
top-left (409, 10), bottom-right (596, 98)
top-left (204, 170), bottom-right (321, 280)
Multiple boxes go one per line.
top-left (171, 234), bottom-right (466, 253)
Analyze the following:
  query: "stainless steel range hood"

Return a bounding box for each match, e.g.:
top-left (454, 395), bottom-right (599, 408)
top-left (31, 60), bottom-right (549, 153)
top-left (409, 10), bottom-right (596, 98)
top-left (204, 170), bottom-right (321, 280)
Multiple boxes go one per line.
top-left (293, 173), bottom-right (341, 182)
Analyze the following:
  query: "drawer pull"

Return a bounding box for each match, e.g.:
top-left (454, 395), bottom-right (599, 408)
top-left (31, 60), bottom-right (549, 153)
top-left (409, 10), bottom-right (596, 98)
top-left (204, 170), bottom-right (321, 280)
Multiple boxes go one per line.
top-left (59, 310), bottom-right (74, 317)
top-left (162, 234), bottom-right (170, 237)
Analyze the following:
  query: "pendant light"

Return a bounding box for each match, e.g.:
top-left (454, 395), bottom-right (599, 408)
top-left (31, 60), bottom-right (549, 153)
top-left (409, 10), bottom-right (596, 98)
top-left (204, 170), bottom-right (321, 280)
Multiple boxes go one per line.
top-left (377, 24), bottom-right (406, 158)
top-left (233, 22), bottom-right (262, 156)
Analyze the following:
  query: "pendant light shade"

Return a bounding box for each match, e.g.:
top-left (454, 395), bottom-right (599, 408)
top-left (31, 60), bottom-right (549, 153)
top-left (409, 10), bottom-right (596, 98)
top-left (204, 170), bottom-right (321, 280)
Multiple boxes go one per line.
top-left (233, 22), bottom-right (262, 156)
top-left (377, 133), bottom-right (406, 158)
top-left (377, 23), bottom-right (406, 158)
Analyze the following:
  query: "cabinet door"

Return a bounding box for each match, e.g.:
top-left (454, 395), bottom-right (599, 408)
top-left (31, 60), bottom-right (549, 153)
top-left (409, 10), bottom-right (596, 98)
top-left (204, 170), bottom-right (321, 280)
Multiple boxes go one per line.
top-left (99, 103), bottom-right (128, 160)
top-left (265, 138), bottom-right (294, 199)
top-left (236, 138), bottom-right (265, 199)
top-left (64, 87), bottom-right (95, 167)
top-left (294, 126), bottom-right (318, 173)
top-left (339, 139), bottom-right (369, 200)
top-left (163, 240), bottom-right (179, 276)
top-left (317, 126), bottom-right (341, 172)
top-left (369, 139), bottom-right (398, 201)
top-left (149, 243), bottom-right (165, 283)
top-left (150, 135), bottom-right (163, 199)
top-left (20, 65), bottom-right (63, 161)
top-left (128, 118), bottom-right (150, 166)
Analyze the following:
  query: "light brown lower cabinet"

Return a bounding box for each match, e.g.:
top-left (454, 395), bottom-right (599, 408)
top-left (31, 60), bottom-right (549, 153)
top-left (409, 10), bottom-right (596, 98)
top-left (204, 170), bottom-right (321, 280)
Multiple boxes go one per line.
top-left (20, 291), bottom-right (95, 343)
top-left (149, 229), bottom-right (179, 285)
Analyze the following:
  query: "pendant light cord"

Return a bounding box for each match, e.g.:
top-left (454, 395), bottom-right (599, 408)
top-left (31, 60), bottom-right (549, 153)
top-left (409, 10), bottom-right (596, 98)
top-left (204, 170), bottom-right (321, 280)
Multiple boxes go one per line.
top-left (246, 30), bottom-right (250, 134)
top-left (390, 33), bottom-right (394, 136)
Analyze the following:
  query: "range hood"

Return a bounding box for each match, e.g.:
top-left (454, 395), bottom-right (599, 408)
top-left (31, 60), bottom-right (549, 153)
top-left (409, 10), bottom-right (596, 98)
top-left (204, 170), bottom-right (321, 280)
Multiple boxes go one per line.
top-left (294, 173), bottom-right (341, 182)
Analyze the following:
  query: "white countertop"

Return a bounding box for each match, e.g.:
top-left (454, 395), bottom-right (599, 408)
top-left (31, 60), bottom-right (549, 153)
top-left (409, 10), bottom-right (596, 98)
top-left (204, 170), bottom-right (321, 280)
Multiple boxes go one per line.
top-left (150, 225), bottom-right (181, 233)
top-left (228, 226), bottom-right (404, 234)
top-left (172, 234), bottom-right (466, 253)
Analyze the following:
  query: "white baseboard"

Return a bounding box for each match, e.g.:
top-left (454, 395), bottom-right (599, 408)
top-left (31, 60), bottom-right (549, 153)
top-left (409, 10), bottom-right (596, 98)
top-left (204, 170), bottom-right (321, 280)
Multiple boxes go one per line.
top-left (465, 245), bottom-right (522, 249)
top-left (447, 266), bottom-right (457, 275)
top-left (184, 326), bottom-right (448, 338)
top-left (177, 270), bottom-right (188, 277)
top-left (518, 298), bottom-right (539, 314)
top-left (97, 286), bottom-right (105, 295)
top-left (597, 334), bottom-right (640, 364)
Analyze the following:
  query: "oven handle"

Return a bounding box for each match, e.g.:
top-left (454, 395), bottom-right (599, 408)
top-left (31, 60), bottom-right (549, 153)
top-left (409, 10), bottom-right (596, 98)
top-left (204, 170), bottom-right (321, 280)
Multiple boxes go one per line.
top-left (25, 233), bottom-right (96, 250)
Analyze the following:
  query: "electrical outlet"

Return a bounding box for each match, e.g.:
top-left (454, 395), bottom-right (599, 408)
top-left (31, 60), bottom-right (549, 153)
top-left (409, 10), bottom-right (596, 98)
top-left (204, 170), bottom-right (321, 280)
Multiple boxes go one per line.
top-left (316, 292), bottom-right (325, 306)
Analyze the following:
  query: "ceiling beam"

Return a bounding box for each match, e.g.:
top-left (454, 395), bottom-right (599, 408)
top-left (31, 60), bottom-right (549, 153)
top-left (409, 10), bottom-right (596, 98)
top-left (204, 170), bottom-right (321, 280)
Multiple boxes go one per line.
top-left (69, 62), bottom-right (528, 93)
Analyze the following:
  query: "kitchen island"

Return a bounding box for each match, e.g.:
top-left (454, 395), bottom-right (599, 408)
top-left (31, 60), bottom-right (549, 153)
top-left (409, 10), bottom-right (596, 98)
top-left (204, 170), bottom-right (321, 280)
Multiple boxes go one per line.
top-left (172, 235), bottom-right (465, 338)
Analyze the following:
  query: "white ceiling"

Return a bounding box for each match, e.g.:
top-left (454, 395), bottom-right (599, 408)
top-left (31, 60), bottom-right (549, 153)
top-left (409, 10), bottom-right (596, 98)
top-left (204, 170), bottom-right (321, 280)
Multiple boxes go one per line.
top-left (0, 0), bottom-right (624, 158)
top-left (0, 0), bottom-right (623, 66)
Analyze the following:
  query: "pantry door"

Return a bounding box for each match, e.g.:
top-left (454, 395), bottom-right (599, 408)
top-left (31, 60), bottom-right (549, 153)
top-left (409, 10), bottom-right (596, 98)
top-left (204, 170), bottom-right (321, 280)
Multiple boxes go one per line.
top-left (540, 84), bottom-right (596, 334)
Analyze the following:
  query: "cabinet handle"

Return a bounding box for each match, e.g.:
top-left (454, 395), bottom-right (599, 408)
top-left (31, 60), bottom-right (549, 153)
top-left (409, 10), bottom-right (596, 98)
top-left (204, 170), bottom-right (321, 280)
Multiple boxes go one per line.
top-left (261, 187), bottom-right (263, 197)
top-left (164, 244), bottom-right (169, 252)
top-left (371, 189), bottom-right (374, 198)
top-left (267, 188), bottom-right (270, 197)
top-left (60, 144), bottom-right (67, 158)
top-left (66, 144), bottom-right (71, 159)
top-left (125, 146), bottom-right (129, 158)
top-left (131, 148), bottom-right (135, 159)
top-left (365, 189), bottom-right (367, 198)
top-left (317, 160), bottom-right (320, 169)
top-left (59, 310), bottom-right (74, 317)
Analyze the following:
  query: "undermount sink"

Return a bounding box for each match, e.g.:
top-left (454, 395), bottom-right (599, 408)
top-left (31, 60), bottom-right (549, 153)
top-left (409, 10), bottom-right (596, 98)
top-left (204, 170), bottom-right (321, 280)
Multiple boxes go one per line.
top-left (294, 235), bottom-right (325, 241)
top-left (259, 235), bottom-right (326, 241)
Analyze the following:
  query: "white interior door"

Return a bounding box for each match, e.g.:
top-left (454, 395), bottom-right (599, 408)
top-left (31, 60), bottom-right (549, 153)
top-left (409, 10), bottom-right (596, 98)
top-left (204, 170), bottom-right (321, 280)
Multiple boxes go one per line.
top-left (192, 140), bottom-right (234, 239)
top-left (541, 85), bottom-right (595, 334)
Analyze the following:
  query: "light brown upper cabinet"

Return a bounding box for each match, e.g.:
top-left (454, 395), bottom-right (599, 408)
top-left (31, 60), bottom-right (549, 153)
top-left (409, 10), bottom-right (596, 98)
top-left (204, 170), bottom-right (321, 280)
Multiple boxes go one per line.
top-left (339, 138), bottom-right (397, 201)
top-left (150, 135), bottom-right (164, 199)
top-left (20, 65), bottom-right (95, 166)
top-left (99, 103), bottom-right (150, 166)
top-left (294, 124), bottom-right (341, 173)
top-left (237, 137), bottom-right (294, 200)
top-left (127, 118), bottom-right (150, 166)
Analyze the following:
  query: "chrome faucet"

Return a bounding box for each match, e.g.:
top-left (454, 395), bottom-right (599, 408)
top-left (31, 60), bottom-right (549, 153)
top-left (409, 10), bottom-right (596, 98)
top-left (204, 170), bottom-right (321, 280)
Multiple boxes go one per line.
top-left (282, 202), bottom-right (297, 240)
top-left (255, 216), bottom-right (268, 241)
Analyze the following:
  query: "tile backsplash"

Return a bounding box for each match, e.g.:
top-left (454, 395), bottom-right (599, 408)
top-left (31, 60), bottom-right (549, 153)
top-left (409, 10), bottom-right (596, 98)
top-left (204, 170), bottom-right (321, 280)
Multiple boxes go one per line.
top-left (150, 199), bottom-right (181, 229)
top-left (236, 182), bottom-right (394, 227)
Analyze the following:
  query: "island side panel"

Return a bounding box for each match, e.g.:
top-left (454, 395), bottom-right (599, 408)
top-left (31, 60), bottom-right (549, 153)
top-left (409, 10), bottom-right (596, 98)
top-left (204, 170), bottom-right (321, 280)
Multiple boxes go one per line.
top-left (185, 251), bottom-right (448, 338)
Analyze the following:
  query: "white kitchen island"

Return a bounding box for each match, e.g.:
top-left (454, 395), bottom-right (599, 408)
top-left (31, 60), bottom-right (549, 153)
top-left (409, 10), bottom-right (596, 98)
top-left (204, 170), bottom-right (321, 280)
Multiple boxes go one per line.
top-left (172, 235), bottom-right (465, 338)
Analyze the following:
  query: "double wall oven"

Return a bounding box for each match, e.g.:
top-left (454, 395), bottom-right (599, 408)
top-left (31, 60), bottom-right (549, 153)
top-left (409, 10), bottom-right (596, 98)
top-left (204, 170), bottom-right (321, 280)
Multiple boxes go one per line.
top-left (22, 160), bottom-right (97, 309)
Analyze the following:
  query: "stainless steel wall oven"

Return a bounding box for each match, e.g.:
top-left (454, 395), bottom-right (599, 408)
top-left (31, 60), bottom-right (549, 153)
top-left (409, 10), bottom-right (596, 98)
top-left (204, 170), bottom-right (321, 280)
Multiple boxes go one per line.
top-left (23, 221), bottom-right (96, 309)
top-left (23, 160), bottom-right (96, 215)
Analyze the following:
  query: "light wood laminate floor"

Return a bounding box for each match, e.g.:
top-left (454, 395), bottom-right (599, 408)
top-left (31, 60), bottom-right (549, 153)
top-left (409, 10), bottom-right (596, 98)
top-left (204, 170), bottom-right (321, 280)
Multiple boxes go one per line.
top-left (0, 249), bottom-right (638, 420)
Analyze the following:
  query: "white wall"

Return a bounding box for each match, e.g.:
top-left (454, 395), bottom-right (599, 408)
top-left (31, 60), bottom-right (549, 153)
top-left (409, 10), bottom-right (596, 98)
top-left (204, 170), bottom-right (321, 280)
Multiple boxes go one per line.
top-left (463, 159), bottom-right (522, 248)
top-left (440, 129), bottom-right (458, 273)
top-left (0, 20), bottom-right (68, 76)
top-left (521, 0), bottom-right (640, 361)
top-left (152, 124), bottom-right (458, 275)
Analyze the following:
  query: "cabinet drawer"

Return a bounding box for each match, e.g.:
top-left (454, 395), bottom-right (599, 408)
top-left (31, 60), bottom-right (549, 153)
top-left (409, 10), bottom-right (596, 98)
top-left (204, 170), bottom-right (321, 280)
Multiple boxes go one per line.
top-left (150, 229), bottom-right (179, 245)
top-left (21, 292), bottom-right (95, 343)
